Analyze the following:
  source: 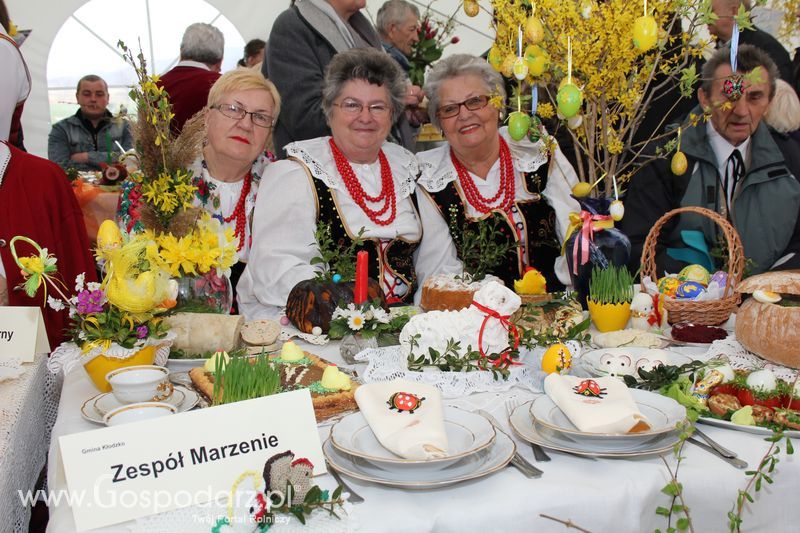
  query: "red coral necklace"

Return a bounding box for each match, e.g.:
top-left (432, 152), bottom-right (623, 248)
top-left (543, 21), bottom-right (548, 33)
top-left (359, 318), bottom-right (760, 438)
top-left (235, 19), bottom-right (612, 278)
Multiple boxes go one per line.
top-left (451, 135), bottom-right (515, 213)
top-left (329, 138), bottom-right (397, 226)
top-left (221, 172), bottom-right (252, 252)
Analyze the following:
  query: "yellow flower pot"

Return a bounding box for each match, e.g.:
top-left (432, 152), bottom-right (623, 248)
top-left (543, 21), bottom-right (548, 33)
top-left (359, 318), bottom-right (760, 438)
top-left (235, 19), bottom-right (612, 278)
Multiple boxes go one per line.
top-left (587, 300), bottom-right (631, 332)
top-left (83, 345), bottom-right (158, 392)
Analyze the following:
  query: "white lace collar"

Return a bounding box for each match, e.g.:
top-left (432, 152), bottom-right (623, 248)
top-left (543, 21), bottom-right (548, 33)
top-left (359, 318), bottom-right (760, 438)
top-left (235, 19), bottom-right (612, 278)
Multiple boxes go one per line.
top-left (188, 153), bottom-right (271, 183)
top-left (0, 142), bottom-right (10, 188)
top-left (285, 136), bottom-right (418, 199)
top-left (417, 126), bottom-right (549, 193)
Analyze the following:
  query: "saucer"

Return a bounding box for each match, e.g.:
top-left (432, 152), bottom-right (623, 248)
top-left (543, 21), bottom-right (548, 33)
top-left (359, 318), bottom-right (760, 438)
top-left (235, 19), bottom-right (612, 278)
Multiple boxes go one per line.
top-left (94, 388), bottom-right (186, 417)
top-left (81, 385), bottom-right (199, 425)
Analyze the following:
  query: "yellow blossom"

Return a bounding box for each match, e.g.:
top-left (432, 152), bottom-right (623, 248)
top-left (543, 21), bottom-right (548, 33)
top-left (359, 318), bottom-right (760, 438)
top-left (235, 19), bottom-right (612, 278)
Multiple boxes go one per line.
top-left (536, 102), bottom-right (554, 119)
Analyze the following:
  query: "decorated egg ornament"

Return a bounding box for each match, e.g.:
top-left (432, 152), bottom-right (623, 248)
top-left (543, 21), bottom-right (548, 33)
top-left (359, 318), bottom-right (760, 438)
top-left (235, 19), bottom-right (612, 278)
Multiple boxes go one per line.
top-left (508, 111), bottom-right (532, 141)
top-left (557, 83), bottom-right (582, 119)
top-left (678, 264), bottom-right (710, 286)
top-left (632, 15), bottom-right (658, 52)
top-left (657, 276), bottom-right (681, 297)
top-left (676, 281), bottom-right (705, 299)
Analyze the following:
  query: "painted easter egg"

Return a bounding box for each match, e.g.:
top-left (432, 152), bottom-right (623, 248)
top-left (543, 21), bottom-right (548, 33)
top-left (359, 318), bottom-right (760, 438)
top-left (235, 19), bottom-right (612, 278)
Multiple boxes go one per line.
top-left (710, 270), bottom-right (728, 288)
top-left (632, 16), bottom-right (658, 52)
top-left (463, 0), bottom-right (479, 17)
top-left (488, 46), bottom-right (504, 71)
top-left (671, 151), bottom-right (688, 175)
top-left (542, 343), bottom-right (572, 374)
top-left (512, 56), bottom-right (529, 80)
top-left (524, 44), bottom-right (550, 77)
top-left (657, 276), bottom-right (681, 297)
top-left (676, 281), bottom-right (705, 299)
top-left (678, 264), bottom-right (710, 285)
top-left (508, 111), bottom-right (532, 141)
top-left (557, 83), bottom-right (582, 119)
top-left (524, 17), bottom-right (545, 44)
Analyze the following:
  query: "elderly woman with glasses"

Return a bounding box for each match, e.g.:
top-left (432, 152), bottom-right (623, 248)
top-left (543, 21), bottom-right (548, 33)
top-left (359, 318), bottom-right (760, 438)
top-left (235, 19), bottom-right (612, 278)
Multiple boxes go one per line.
top-left (238, 48), bottom-right (460, 319)
top-left (417, 54), bottom-right (580, 289)
top-left (118, 68), bottom-right (280, 292)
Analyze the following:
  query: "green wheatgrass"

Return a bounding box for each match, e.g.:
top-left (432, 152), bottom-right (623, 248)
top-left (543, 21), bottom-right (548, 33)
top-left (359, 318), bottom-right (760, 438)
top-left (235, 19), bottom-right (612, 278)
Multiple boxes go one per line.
top-left (589, 264), bottom-right (634, 304)
top-left (213, 353), bottom-right (281, 405)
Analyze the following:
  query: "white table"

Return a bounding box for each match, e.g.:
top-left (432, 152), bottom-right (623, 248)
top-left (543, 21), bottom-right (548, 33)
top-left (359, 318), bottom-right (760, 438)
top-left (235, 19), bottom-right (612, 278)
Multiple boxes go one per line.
top-left (0, 353), bottom-right (62, 532)
top-left (45, 341), bottom-right (800, 533)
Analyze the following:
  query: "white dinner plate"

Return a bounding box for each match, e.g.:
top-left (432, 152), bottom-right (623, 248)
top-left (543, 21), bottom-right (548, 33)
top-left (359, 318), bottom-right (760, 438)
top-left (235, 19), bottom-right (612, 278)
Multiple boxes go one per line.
top-left (698, 416), bottom-right (800, 439)
top-left (529, 388), bottom-right (686, 450)
top-left (80, 385), bottom-right (199, 425)
top-left (510, 401), bottom-right (680, 457)
top-left (323, 431), bottom-right (514, 488)
top-left (93, 388), bottom-right (186, 417)
top-left (330, 406), bottom-right (495, 470)
top-left (579, 347), bottom-right (693, 379)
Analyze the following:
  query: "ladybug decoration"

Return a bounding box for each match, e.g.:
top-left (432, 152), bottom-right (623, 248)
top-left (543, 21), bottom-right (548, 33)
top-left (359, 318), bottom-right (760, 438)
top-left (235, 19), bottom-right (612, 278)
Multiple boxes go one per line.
top-left (573, 379), bottom-right (607, 398)
top-left (722, 75), bottom-right (744, 101)
top-left (387, 392), bottom-right (425, 414)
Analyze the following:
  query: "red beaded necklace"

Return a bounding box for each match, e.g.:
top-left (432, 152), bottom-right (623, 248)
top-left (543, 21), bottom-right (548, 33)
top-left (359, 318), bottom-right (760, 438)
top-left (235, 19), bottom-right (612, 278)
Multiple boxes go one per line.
top-left (329, 138), bottom-right (397, 226)
top-left (451, 135), bottom-right (515, 213)
top-left (221, 172), bottom-right (252, 252)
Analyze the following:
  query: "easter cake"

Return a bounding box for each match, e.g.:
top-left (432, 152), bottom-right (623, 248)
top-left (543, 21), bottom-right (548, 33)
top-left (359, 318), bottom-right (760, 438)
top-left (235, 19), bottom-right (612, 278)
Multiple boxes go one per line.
top-left (188, 341), bottom-right (358, 421)
top-left (420, 273), bottom-right (504, 311)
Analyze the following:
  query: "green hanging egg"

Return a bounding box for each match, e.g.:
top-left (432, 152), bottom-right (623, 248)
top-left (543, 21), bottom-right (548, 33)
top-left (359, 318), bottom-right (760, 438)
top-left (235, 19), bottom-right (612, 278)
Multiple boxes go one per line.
top-left (508, 112), bottom-right (532, 141)
top-left (557, 83), bottom-right (582, 119)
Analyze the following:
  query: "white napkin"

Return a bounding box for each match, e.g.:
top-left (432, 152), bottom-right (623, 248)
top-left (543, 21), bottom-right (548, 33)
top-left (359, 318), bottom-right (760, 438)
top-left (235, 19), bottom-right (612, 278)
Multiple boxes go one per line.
top-left (354, 379), bottom-right (448, 460)
top-left (543, 374), bottom-right (651, 434)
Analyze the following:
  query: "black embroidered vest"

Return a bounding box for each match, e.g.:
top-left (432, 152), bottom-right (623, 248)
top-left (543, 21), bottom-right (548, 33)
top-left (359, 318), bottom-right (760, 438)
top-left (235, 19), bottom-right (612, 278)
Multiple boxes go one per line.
top-left (429, 167), bottom-right (562, 290)
top-left (300, 162), bottom-right (421, 304)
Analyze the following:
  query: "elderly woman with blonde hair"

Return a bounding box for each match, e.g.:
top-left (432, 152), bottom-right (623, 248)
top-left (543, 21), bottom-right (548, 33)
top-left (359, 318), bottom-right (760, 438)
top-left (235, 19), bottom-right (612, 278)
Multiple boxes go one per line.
top-left (118, 67), bottom-right (281, 293)
top-left (764, 78), bottom-right (800, 143)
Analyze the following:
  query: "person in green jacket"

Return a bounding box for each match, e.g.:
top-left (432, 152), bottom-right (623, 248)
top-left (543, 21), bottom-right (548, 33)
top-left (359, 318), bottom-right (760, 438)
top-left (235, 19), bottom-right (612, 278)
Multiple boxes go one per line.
top-left (621, 44), bottom-right (800, 276)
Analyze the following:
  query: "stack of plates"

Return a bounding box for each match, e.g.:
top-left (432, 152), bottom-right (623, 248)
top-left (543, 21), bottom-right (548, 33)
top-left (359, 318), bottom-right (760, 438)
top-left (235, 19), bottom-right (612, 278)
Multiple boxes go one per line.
top-left (509, 389), bottom-right (686, 458)
top-left (324, 406), bottom-right (514, 488)
top-left (80, 385), bottom-right (200, 425)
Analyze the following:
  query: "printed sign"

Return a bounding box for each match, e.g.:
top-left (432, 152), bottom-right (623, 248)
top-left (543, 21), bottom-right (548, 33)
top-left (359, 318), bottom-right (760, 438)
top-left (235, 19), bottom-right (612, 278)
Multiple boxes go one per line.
top-left (0, 306), bottom-right (49, 362)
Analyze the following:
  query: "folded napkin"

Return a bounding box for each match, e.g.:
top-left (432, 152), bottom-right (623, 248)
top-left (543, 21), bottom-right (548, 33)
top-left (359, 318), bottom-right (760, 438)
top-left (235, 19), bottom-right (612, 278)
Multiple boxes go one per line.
top-left (543, 374), bottom-right (651, 434)
top-left (354, 379), bottom-right (448, 460)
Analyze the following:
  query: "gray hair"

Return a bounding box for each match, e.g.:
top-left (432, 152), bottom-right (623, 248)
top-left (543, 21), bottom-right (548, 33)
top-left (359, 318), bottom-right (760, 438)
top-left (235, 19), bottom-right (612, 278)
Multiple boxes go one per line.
top-left (424, 54), bottom-right (505, 129)
top-left (321, 48), bottom-right (406, 123)
top-left (764, 79), bottom-right (800, 133)
top-left (376, 0), bottom-right (420, 38)
top-left (76, 74), bottom-right (107, 94)
top-left (180, 23), bottom-right (224, 65)
top-left (701, 44), bottom-right (778, 100)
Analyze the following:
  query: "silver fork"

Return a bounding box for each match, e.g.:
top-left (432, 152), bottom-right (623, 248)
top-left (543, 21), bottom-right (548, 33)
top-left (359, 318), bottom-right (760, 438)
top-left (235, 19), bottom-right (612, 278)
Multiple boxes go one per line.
top-left (477, 409), bottom-right (543, 478)
top-left (327, 463), bottom-right (365, 504)
top-left (504, 397), bottom-right (551, 462)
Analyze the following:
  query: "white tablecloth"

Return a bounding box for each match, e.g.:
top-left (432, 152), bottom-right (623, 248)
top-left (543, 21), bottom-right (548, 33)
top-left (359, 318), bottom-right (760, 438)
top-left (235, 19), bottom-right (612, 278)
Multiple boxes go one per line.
top-left (45, 341), bottom-right (800, 533)
top-left (1, 353), bottom-right (62, 532)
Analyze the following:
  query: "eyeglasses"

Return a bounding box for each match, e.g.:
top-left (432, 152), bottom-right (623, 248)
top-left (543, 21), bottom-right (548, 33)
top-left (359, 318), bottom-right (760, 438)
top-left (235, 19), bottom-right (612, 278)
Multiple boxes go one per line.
top-left (436, 95), bottom-right (491, 119)
top-left (212, 103), bottom-right (274, 128)
top-left (333, 99), bottom-right (391, 116)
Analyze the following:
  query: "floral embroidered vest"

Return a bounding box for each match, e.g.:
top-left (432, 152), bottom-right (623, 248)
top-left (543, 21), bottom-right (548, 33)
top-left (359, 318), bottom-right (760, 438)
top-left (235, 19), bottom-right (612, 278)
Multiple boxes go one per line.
top-left (429, 167), bottom-right (562, 290)
top-left (305, 166), bottom-right (421, 304)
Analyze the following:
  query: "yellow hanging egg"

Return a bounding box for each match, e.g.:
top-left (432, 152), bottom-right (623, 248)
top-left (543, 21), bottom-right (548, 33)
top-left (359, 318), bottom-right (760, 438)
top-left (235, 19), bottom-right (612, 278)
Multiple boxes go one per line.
top-left (524, 17), bottom-right (545, 44)
top-left (542, 343), bottom-right (572, 374)
top-left (609, 200), bottom-right (625, 221)
top-left (501, 54), bottom-right (517, 78)
top-left (632, 16), bottom-right (658, 52)
top-left (488, 45), bottom-right (504, 71)
top-left (524, 44), bottom-right (550, 77)
top-left (571, 182), bottom-right (593, 197)
top-left (96, 220), bottom-right (123, 251)
top-left (512, 56), bottom-right (529, 80)
top-left (463, 0), bottom-right (479, 17)
top-left (671, 151), bottom-right (688, 175)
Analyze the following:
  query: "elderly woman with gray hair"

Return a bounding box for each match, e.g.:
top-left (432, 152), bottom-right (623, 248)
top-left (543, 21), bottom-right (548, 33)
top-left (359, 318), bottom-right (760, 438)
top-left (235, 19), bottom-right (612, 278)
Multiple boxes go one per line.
top-left (238, 48), bottom-right (460, 319)
top-left (417, 54), bottom-right (580, 289)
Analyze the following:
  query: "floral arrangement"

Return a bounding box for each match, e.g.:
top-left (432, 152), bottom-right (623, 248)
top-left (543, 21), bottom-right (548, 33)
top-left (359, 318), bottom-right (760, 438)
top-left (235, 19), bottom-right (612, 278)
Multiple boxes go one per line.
top-left (10, 235), bottom-right (172, 350)
top-left (311, 221), bottom-right (365, 282)
top-left (327, 301), bottom-right (410, 340)
top-left (407, 1), bottom-right (460, 86)
top-left (481, 0), bottom-right (747, 192)
top-left (117, 41), bottom-right (238, 281)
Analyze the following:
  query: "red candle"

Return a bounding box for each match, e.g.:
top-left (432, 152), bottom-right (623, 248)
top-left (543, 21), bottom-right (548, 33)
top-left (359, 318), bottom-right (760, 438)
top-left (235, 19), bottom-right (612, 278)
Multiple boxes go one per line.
top-left (354, 250), bottom-right (368, 304)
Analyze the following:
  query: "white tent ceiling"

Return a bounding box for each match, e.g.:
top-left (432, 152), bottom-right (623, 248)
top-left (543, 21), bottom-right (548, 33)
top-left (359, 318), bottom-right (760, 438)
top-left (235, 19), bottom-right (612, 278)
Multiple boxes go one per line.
top-left (6, 0), bottom-right (495, 157)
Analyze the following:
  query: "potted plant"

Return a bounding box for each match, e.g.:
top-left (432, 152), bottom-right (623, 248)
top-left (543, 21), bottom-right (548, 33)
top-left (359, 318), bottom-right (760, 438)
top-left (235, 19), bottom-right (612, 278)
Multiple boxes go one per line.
top-left (587, 264), bottom-right (634, 332)
top-left (329, 301), bottom-right (413, 364)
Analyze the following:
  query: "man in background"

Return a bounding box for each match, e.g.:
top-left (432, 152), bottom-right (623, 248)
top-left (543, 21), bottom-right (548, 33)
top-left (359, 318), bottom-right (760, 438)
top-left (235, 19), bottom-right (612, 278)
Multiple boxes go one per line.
top-left (47, 74), bottom-right (132, 171)
top-left (377, 0), bottom-right (419, 75)
top-left (159, 22), bottom-right (224, 134)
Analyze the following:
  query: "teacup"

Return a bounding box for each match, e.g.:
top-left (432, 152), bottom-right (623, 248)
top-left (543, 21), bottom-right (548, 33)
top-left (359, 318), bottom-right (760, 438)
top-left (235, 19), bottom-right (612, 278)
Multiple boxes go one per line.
top-left (106, 365), bottom-right (173, 404)
top-left (104, 402), bottom-right (177, 426)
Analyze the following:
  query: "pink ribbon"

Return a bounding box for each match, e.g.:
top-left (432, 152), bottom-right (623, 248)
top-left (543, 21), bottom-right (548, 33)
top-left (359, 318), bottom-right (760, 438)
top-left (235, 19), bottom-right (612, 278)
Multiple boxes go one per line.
top-left (572, 211), bottom-right (612, 275)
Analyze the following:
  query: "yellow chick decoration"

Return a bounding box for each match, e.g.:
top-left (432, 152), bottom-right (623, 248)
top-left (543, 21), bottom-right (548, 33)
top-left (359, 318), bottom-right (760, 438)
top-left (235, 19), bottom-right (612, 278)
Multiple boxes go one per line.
top-left (96, 219), bottom-right (123, 259)
top-left (514, 266), bottom-right (547, 295)
top-left (104, 239), bottom-right (172, 314)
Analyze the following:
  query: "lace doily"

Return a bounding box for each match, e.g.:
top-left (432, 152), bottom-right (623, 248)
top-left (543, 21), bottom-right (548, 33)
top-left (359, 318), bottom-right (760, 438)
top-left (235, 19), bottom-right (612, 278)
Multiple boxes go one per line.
top-left (130, 498), bottom-right (358, 533)
top-left (0, 358), bottom-right (24, 382)
top-left (355, 341), bottom-right (582, 398)
top-left (703, 337), bottom-right (798, 382)
top-left (278, 319), bottom-right (330, 346)
top-left (47, 332), bottom-right (176, 376)
top-left (285, 137), bottom-right (417, 199)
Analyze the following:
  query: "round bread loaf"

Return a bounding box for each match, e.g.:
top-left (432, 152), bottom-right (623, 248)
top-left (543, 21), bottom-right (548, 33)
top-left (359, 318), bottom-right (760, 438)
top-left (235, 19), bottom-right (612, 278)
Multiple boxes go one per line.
top-left (241, 319), bottom-right (281, 346)
top-left (735, 271), bottom-right (800, 368)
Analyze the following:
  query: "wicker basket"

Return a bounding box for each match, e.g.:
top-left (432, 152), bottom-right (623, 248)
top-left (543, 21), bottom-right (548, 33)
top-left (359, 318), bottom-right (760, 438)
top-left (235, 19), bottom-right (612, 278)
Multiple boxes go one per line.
top-left (640, 206), bottom-right (744, 325)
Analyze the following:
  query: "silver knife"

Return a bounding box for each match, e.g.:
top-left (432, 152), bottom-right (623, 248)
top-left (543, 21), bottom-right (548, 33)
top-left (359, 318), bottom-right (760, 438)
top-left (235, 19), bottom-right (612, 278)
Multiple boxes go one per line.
top-left (687, 438), bottom-right (748, 469)
top-left (326, 463), bottom-right (365, 504)
top-left (477, 409), bottom-right (543, 478)
top-left (693, 427), bottom-right (738, 458)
